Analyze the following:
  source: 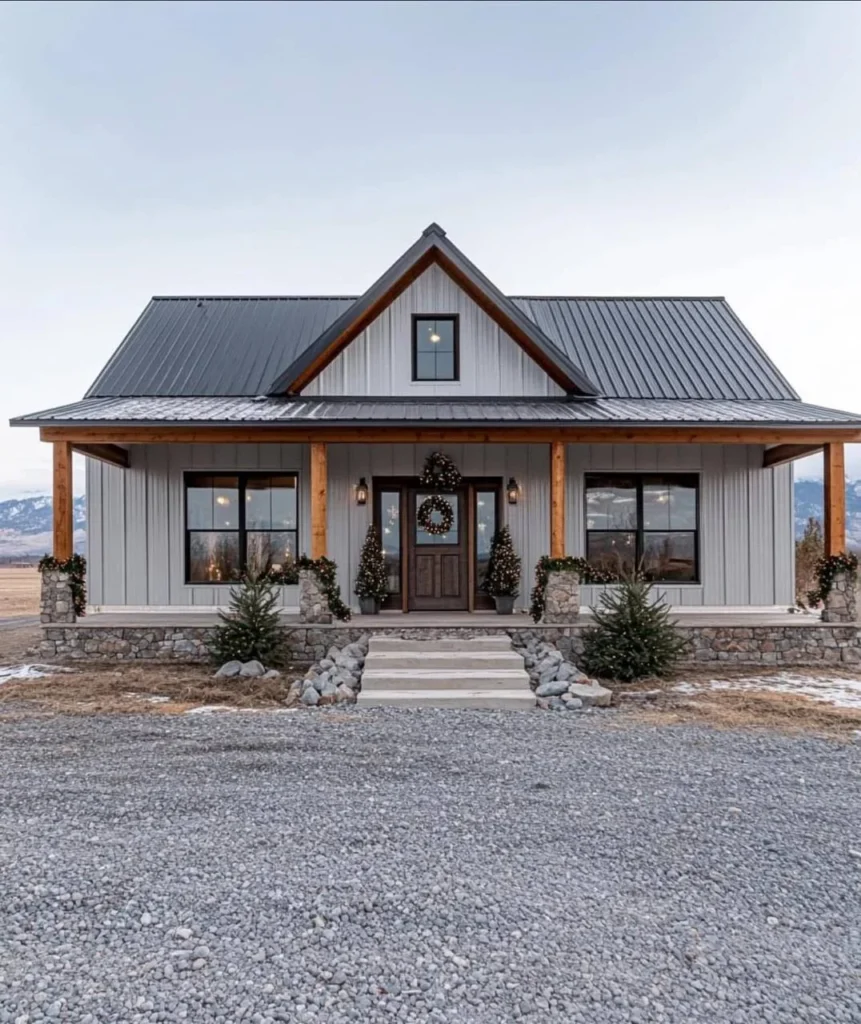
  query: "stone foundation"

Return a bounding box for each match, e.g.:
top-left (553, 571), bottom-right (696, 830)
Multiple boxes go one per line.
top-left (40, 571), bottom-right (76, 624)
top-left (542, 571), bottom-right (580, 623)
top-left (298, 570), bottom-right (332, 624)
top-left (38, 620), bottom-right (861, 666)
top-left (822, 571), bottom-right (859, 624)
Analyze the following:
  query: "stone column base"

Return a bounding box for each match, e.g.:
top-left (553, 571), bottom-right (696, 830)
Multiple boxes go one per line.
top-left (299, 569), bottom-right (333, 624)
top-left (40, 570), bottom-right (76, 624)
top-left (822, 570), bottom-right (859, 623)
top-left (543, 571), bottom-right (581, 624)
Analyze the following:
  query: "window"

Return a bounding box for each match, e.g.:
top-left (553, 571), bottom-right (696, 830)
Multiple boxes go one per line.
top-left (185, 473), bottom-right (298, 583)
top-left (412, 315), bottom-right (459, 381)
top-left (585, 474), bottom-right (699, 582)
top-left (378, 490), bottom-right (402, 600)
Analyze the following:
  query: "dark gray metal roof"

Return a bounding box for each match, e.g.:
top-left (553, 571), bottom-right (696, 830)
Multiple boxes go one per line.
top-left (13, 396), bottom-right (861, 428)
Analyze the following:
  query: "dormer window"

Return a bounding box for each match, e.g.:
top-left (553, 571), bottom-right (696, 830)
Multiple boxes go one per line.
top-left (412, 315), bottom-right (459, 381)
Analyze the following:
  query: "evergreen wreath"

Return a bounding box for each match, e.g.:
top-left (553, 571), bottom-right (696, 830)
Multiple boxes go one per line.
top-left (419, 451), bottom-right (462, 492)
top-left (417, 494), bottom-right (454, 536)
top-left (806, 551), bottom-right (858, 607)
top-left (38, 553), bottom-right (87, 617)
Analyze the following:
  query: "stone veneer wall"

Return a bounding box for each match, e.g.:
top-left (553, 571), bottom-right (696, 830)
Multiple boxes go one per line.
top-left (542, 572), bottom-right (581, 624)
top-left (40, 572), bottom-right (76, 624)
top-left (822, 571), bottom-right (859, 624)
top-left (38, 621), bottom-right (861, 666)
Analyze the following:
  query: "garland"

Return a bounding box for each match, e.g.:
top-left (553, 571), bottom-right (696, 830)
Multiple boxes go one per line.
top-left (417, 494), bottom-right (454, 536)
top-left (38, 553), bottom-right (87, 617)
top-left (529, 555), bottom-right (627, 623)
top-left (806, 552), bottom-right (858, 607)
top-left (263, 556), bottom-right (351, 620)
top-left (419, 452), bottom-right (462, 492)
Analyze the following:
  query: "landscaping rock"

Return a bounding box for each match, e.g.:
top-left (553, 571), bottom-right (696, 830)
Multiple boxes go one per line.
top-left (320, 680), bottom-right (338, 698)
top-left (239, 660), bottom-right (266, 678)
top-left (567, 682), bottom-right (613, 708)
top-left (262, 668), bottom-right (281, 679)
top-left (300, 687), bottom-right (320, 706)
top-left (214, 660), bottom-right (243, 678)
top-left (336, 683), bottom-right (355, 703)
top-left (536, 680), bottom-right (569, 698)
top-left (562, 696), bottom-right (583, 709)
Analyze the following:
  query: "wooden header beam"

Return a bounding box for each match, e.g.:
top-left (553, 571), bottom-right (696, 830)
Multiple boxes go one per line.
top-left (39, 425), bottom-right (861, 446)
top-left (823, 442), bottom-right (846, 557)
top-left (762, 443), bottom-right (824, 468)
top-left (52, 441), bottom-right (74, 561)
top-left (71, 443), bottom-right (129, 469)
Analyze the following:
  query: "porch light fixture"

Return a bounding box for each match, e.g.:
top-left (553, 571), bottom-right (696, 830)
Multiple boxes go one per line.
top-left (506, 478), bottom-right (519, 505)
top-left (356, 477), bottom-right (369, 505)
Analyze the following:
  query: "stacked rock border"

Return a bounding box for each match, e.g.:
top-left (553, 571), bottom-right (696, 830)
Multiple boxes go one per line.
top-left (514, 636), bottom-right (612, 712)
top-left (296, 637), bottom-right (369, 706)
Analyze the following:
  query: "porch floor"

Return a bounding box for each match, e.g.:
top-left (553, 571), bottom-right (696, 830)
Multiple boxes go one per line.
top-left (66, 609), bottom-right (825, 629)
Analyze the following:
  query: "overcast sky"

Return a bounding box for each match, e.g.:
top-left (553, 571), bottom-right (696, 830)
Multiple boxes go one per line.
top-left (1, 0), bottom-right (859, 500)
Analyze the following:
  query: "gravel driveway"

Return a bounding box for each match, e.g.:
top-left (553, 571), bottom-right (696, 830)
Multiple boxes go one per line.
top-left (1, 710), bottom-right (859, 1024)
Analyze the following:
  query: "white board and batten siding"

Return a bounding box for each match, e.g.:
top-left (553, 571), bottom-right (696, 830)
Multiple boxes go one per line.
top-left (87, 441), bottom-right (793, 611)
top-left (301, 264), bottom-right (564, 398)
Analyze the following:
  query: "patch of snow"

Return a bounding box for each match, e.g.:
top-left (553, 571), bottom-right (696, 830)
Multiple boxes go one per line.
top-left (184, 705), bottom-right (235, 715)
top-left (674, 672), bottom-right (861, 710)
top-left (122, 693), bottom-right (171, 704)
top-left (0, 663), bottom-right (74, 683)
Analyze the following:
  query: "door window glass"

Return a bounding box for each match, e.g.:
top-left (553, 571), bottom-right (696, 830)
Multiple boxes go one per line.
top-left (415, 493), bottom-right (458, 545)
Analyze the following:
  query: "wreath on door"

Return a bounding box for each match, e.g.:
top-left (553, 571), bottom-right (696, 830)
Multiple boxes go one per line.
top-left (417, 493), bottom-right (454, 536)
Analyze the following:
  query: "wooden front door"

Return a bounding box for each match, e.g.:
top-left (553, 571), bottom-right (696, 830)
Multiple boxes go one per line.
top-left (407, 488), bottom-right (469, 611)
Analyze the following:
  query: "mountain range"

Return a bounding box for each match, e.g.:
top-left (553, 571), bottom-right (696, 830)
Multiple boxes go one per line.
top-left (0, 484), bottom-right (859, 557)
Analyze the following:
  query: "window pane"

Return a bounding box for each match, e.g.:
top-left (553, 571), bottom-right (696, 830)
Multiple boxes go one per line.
top-left (416, 493), bottom-right (458, 545)
top-left (187, 476), bottom-right (239, 530)
top-left (643, 532), bottom-right (696, 581)
top-left (246, 531), bottom-right (297, 573)
top-left (475, 491), bottom-right (496, 592)
top-left (188, 532), bottom-right (240, 582)
top-left (380, 491), bottom-right (401, 594)
top-left (416, 318), bottom-right (454, 352)
top-left (585, 477), bottom-right (638, 530)
top-left (434, 350), bottom-right (454, 380)
top-left (416, 352), bottom-right (436, 380)
top-left (586, 532), bottom-right (637, 575)
top-left (187, 479), bottom-right (214, 529)
top-left (246, 475), bottom-right (297, 530)
top-left (642, 477), bottom-right (697, 530)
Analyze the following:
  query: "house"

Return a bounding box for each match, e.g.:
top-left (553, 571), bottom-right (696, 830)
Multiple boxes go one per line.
top-left (11, 223), bottom-right (861, 622)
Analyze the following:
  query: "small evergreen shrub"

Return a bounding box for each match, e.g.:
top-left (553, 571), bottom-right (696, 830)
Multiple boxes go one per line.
top-left (480, 526), bottom-right (521, 598)
top-left (354, 525), bottom-right (389, 603)
top-left (209, 568), bottom-right (284, 665)
top-left (581, 575), bottom-right (687, 681)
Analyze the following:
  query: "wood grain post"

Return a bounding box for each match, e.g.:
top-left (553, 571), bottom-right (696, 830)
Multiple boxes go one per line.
top-left (53, 441), bottom-right (74, 561)
top-left (824, 442), bottom-right (846, 556)
top-left (550, 441), bottom-right (565, 558)
top-left (310, 442), bottom-right (328, 559)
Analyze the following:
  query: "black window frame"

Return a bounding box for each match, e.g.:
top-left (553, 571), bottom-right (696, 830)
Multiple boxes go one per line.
top-left (584, 473), bottom-right (700, 584)
top-left (184, 471), bottom-right (300, 585)
top-left (411, 314), bottom-right (460, 382)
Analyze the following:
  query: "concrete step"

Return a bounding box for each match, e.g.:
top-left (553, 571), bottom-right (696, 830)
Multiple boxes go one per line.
top-left (361, 668), bottom-right (531, 691)
top-left (367, 636), bottom-right (511, 653)
top-left (363, 650), bottom-right (525, 671)
top-left (359, 688), bottom-right (537, 710)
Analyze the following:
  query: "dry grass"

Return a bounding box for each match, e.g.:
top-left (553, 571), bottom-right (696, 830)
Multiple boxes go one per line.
top-left (624, 688), bottom-right (861, 738)
top-left (0, 662), bottom-right (303, 716)
top-left (0, 624), bottom-right (40, 662)
top-left (0, 567), bottom-right (40, 617)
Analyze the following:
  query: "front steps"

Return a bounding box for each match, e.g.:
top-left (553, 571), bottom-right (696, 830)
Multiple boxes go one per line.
top-left (359, 635), bottom-right (534, 709)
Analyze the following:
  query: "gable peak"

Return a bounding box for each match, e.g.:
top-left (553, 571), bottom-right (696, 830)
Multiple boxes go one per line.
top-left (421, 222), bottom-right (447, 238)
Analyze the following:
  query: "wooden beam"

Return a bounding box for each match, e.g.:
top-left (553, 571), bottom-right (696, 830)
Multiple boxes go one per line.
top-left (52, 441), bottom-right (74, 561)
top-left (763, 443), bottom-right (823, 468)
top-left (71, 443), bottom-right (129, 469)
top-left (310, 441), bottom-right (327, 559)
top-left (39, 425), bottom-right (861, 446)
top-left (824, 442), bottom-right (846, 557)
top-left (550, 440), bottom-right (565, 558)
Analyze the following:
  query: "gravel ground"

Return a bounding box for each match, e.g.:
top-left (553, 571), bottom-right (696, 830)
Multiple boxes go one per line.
top-left (1, 710), bottom-right (860, 1024)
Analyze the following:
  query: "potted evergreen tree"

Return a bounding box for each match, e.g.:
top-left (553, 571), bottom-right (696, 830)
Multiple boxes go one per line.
top-left (481, 525), bottom-right (521, 614)
top-left (354, 525), bottom-right (388, 614)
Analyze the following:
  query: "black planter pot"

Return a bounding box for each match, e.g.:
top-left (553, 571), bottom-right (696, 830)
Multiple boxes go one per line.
top-left (493, 595), bottom-right (516, 615)
top-left (358, 597), bottom-right (380, 615)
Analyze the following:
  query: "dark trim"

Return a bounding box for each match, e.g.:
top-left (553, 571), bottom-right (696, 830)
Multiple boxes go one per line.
top-left (411, 314), bottom-right (460, 382)
top-left (183, 471), bottom-right (299, 585)
top-left (584, 473), bottom-right (701, 584)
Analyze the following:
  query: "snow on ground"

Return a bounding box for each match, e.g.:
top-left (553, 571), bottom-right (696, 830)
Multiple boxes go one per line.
top-left (674, 672), bottom-right (861, 709)
top-left (0, 663), bottom-right (73, 683)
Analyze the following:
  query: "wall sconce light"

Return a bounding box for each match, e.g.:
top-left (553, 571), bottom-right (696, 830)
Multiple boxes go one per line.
top-left (506, 477), bottom-right (519, 505)
top-left (356, 477), bottom-right (369, 506)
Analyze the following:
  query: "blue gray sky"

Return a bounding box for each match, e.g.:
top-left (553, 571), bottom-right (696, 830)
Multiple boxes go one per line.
top-left (1, 0), bottom-right (860, 499)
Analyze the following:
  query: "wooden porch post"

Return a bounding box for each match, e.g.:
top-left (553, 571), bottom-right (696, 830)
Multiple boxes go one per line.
top-left (53, 441), bottom-right (74, 561)
top-left (824, 442), bottom-right (846, 556)
top-left (550, 440), bottom-right (565, 558)
top-left (310, 441), bottom-right (328, 559)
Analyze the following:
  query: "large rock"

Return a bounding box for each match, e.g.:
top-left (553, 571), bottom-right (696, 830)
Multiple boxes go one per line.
top-left (336, 683), bottom-right (355, 703)
top-left (239, 660), bottom-right (266, 678)
top-left (300, 687), bottom-right (320, 706)
top-left (320, 680), bottom-right (338, 698)
top-left (536, 680), bottom-right (569, 698)
top-left (214, 660), bottom-right (242, 678)
top-left (567, 682), bottom-right (613, 708)
top-left (543, 571), bottom-right (581, 624)
top-left (556, 661), bottom-right (586, 683)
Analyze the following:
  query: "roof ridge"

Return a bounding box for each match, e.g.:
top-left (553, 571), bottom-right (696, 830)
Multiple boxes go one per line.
top-left (149, 294), bottom-right (727, 303)
top-left (151, 295), bottom-right (360, 302)
top-left (510, 295), bottom-right (727, 301)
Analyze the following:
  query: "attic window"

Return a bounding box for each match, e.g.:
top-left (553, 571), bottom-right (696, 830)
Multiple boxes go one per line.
top-left (412, 315), bottom-right (459, 382)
